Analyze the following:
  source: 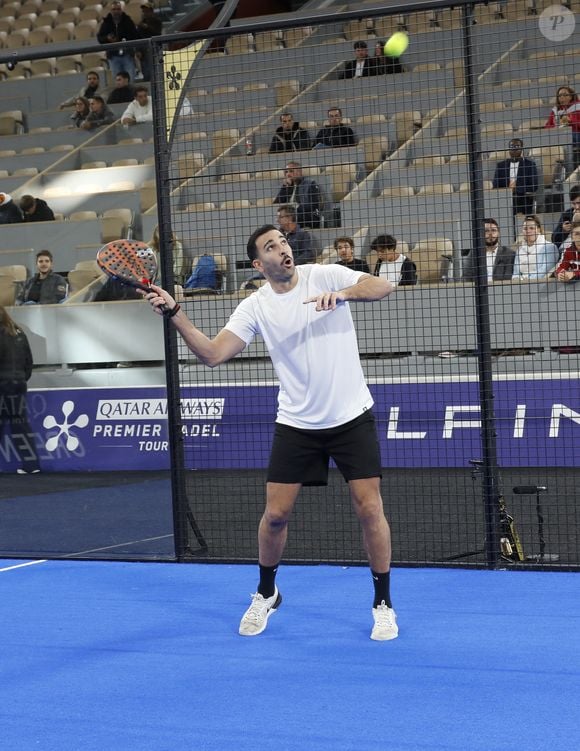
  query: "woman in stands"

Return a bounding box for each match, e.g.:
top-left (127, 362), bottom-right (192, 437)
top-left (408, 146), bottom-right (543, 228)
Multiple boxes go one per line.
top-left (544, 86), bottom-right (577, 129)
top-left (512, 215), bottom-right (559, 280)
top-left (148, 225), bottom-right (185, 285)
top-left (70, 97), bottom-right (90, 129)
top-left (0, 306), bottom-right (40, 474)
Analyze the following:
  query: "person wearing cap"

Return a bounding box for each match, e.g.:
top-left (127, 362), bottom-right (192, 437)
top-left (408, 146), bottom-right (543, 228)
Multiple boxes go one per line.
top-left (492, 138), bottom-right (539, 216)
top-left (0, 192), bottom-right (23, 224)
top-left (137, 2), bottom-right (162, 81)
top-left (339, 40), bottom-right (381, 79)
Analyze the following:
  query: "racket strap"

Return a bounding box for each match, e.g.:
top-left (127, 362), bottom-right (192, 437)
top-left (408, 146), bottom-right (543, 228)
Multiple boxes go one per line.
top-left (163, 303), bottom-right (181, 319)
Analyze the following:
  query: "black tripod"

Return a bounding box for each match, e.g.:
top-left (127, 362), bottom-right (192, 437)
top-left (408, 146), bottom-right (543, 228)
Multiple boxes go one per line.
top-left (512, 485), bottom-right (559, 563)
top-left (443, 459), bottom-right (524, 563)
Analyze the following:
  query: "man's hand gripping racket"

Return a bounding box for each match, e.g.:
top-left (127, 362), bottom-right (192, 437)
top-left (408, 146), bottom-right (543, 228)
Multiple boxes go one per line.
top-left (96, 239), bottom-right (180, 318)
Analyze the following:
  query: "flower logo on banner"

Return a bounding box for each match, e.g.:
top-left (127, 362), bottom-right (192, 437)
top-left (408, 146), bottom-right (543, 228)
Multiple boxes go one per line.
top-left (166, 65), bottom-right (182, 90)
top-left (43, 400), bottom-right (89, 452)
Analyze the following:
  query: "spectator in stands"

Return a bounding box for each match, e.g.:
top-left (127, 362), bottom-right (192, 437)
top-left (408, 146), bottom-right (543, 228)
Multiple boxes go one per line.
top-left (552, 185), bottom-right (580, 248)
top-left (81, 96), bottom-right (116, 131)
top-left (148, 225), bottom-right (185, 284)
top-left (97, 0), bottom-right (140, 83)
top-left (137, 1), bottom-right (163, 81)
top-left (313, 108), bottom-right (357, 149)
top-left (0, 192), bottom-right (23, 224)
top-left (512, 216), bottom-right (559, 280)
top-left (276, 206), bottom-right (316, 264)
top-left (16, 251), bottom-right (67, 305)
top-left (339, 41), bottom-right (380, 79)
top-left (371, 234), bottom-right (417, 286)
top-left (462, 218), bottom-right (516, 282)
top-left (59, 71), bottom-right (101, 109)
top-left (335, 237), bottom-right (370, 273)
top-left (372, 40), bottom-right (404, 75)
top-left (273, 161), bottom-right (322, 229)
top-left (0, 306), bottom-right (41, 474)
top-left (492, 139), bottom-right (539, 216)
top-left (107, 71), bottom-right (135, 104)
top-left (121, 86), bottom-right (153, 125)
top-left (19, 195), bottom-right (55, 223)
top-left (269, 113), bottom-right (311, 153)
top-left (544, 85), bottom-right (577, 129)
top-left (555, 221), bottom-right (580, 283)
top-left (69, 97), bottom-right (91, 128)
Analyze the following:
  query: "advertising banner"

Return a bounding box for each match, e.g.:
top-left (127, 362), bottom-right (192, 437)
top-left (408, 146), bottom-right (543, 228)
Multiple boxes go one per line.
top-left (0, 379), bottom-right (578, 472)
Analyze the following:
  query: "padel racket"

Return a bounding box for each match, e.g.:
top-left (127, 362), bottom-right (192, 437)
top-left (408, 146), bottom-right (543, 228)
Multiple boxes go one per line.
top-left (96, 239), bottom-right (158, 292)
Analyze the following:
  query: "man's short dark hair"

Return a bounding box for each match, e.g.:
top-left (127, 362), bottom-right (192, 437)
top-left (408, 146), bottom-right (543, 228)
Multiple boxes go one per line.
top-left (371, 234), bottom-right (397, 252)
top-left (91, 95), bottom-right (105, 105)
top-left (334, 236), bottom-right (355, 250)
top-left (116, 71), bottom-right (130, 82)
top-left (277, 205), bottom-right (297, 222)
top-left (36, 250), bottom-right (53, 261)
top-left (328, 107), bottom-right (342, 116)
top-left (354, 40), bottom-right (367, 49)
top-left (569, 185), bottom-right (580, 202)
top-left (87, 70), bottom-right (100, 79)
top-left (509, 138), bottom-right (523, 149)
top-left (247, 224), bottom-right (279, 262)
top-left (20, 195), bottom-right (35, 212)
top-left (134, 85), bottom-right (149, 96)
top-left (483, 218), bottom-right (499, 229)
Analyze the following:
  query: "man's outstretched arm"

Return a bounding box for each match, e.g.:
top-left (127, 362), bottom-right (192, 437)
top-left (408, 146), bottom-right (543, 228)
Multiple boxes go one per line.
top-left (304, 274), bottom-right (394, 311)
top-left (145, 284), bottom-right (246, 367)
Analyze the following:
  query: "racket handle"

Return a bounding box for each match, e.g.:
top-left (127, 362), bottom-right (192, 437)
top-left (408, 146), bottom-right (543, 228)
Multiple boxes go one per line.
top-left (162, 303), bottom-right (181, 319)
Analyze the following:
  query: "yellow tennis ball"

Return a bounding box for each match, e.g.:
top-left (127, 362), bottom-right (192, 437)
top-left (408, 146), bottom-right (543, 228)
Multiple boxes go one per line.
top-left (384, 31), bottom-right (409, 57)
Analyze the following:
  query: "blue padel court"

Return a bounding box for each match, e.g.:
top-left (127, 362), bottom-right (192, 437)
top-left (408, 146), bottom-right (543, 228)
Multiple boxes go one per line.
top-left (1, 561), bottom-right (578, 751)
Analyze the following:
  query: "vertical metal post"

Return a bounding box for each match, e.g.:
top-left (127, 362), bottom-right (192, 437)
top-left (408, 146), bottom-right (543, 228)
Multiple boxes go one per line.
top-left (461, 3), bottom-right (500, 568)
top-left (149, 38), bottom-right (193, 561)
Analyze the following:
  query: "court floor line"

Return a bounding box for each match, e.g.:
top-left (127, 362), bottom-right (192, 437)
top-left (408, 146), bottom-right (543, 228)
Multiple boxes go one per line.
top-left (63, 533), bottom-right (173, 558)
top-left (0, 559), bottom-right (48, 573)
top-left (0, 534), bottom-right (174, 573)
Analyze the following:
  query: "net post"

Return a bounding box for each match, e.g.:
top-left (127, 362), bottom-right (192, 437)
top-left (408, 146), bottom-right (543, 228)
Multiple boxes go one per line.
top-left (462, 2), bottom-right (500, 568)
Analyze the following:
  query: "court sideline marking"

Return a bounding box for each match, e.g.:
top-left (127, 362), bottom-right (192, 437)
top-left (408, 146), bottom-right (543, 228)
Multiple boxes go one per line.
top-left (0, 534), bottom-right (173, 573)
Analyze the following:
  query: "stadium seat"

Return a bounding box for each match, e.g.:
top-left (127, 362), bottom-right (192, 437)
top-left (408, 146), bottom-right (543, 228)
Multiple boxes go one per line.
top-left (254, 31), bottom-right (283, 52)
top-left (101, 209), bottom-right (134, 242)
top-left (343, 18), bottom-right (374, 40)
top-left (220, 200), bottom-right (252, 210)
top-left (325, 163), bottom-right (357, 201)
top-left (211, 129), bottom-right (240, 158)
top-left (67, 269), bottom-right (101, 295)
top-left (412, 238), bottom-right (453, 283)
top-left (69, 211), bottom-right (99, 221)
top-left (380, 186), bottom-right (416, 198)
top-left (0, 276), bottom-right (17, 306)
top-left (529, 146), bottom-right (565, 187)
top-left (176, 153), bottom-right (207, 180)
top-left (225, 34), bottom-right (254, 55)
top-left (273, 79), bottom-right (300, 107)
top-left (417, 183), bottom-right (455, 195)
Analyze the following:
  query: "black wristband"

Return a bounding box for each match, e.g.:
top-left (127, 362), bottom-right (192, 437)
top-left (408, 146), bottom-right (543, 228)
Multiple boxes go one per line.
top-left (163, 303), bottom-right (181, 319)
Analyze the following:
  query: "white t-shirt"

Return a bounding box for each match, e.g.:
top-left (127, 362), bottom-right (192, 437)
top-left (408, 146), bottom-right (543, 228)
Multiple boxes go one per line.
top-left (122, 99), bottom-right (153, 123)
top-left (377, 255), bottom-right (405, 285)
top-left (486, 248), bottom-right (497, 280)
top-left (224, 264), bottom-right (373, 429)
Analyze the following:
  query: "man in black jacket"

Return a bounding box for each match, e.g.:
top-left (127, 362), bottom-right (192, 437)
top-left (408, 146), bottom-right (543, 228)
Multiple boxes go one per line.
top-left (269, 113), bottom-right (311, 153)
top-left (492, 139), bottom-right (539, 216)
top-left (371, 235), bottom-right (417, 286)
top-left (314, 107), bottom-right (357, 149)
top-left (97, 0), bottom-right (140, 82)
top-left (339, 41), bottom-right (381, 79)
top-left (19, 195), bottom-right (55, 223)
top-left (16, 251), bottom-right (67, 305)
top-left (462, 218), bottom-right (516, 282)
top-left (273, 162), bottom-right (323, 229)
top-left (552, 184), bottom-right (580, 248)
top-left (335, 236), bottom-right (370, 273)
top-left (106, 72), bottom-right (135, 104)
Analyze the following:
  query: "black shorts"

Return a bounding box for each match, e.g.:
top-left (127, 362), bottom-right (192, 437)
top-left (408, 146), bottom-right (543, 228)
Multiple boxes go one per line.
top-left (267, 410), bottom-right (382, 486)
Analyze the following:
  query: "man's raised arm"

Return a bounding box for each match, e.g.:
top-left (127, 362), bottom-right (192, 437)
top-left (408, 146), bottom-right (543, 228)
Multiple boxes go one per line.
top-left (145, 284), bottom-right (246, 368)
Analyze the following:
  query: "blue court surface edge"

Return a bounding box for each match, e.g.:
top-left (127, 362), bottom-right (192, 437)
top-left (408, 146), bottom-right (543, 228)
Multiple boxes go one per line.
top-left (1, 561), bottom-right (578, 751)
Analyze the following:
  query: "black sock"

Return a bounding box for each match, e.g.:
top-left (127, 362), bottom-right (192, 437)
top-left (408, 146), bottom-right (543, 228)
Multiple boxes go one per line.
top-left (371, 569), bottom-right (392, 609)
top-left (258, 564), bottom-right (278, 598)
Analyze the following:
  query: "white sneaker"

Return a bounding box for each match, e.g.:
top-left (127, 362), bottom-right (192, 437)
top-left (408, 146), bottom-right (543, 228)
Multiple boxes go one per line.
top-left (371, 602), bottom-right (398, 641)
top-left (238, 587), bottom-right (282, 636)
